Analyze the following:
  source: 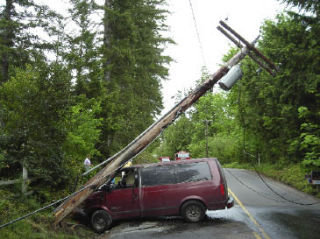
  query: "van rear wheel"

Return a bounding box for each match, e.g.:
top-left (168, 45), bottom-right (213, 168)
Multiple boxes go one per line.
top-left (91, 210), bottom-right (112, 233)
top-left (181, 200), bottom-right (206, 222)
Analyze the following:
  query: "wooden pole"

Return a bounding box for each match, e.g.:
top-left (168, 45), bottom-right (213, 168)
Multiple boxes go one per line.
top-left (22, 161), bottom-right (28, 194)
top-left (54, 40), bottom-right (255, 225)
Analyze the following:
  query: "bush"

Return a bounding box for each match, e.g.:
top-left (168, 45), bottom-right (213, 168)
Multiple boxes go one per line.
top-left (0, 189), bottom-right (95, 239)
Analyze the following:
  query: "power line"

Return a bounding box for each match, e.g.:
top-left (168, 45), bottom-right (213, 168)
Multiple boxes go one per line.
top-left (251, 163), bottom-right (320, 206)
top-left (0, 126), bottom-right (167, 229)
top-left (188, 0), bottom-right (207, 68)
top-left (225, 168), bottom-right (287, 203)
top-left (0, 170), bottom-right (113, 229)
top-left (226, 167), bottom-right (320, 206)
top-left (236, 72), bottom-right (320, 206)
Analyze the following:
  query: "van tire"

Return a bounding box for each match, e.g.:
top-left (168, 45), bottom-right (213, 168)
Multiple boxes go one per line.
top-left (181, 200), bottom-right (206, 222)
top-left (91, 210), bottom-right (112, 233)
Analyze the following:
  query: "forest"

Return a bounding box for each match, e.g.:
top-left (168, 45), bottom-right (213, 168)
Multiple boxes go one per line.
top-left (0, 0), bottom-right (319, 237)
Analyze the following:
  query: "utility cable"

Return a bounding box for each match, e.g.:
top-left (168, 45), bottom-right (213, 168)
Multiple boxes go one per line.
top-left (225, 168), bottom-right (287, 203)
top-left (0, 182), bottom-right (92, 229)
top-left (251, 162), bottom-right (320, 206)
top-left (0, 166), bottom-right (117, 230)
top-left (236, 78), bottom-right (320, 206)
top-left (188, 0), bottom-right (207, 68)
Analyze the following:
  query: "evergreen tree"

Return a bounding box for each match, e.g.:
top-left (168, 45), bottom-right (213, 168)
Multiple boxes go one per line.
top-left (0, 0), bottom-right (62, 83)
top-left (66, 0), bottom-right (102, 97)
top-left (97, 0), bottom-right (172, 157)
top-left (279, 0), bottom-right (320, 15)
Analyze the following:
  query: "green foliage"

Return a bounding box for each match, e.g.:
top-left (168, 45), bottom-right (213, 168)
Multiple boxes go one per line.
top-left (297, 107), bottom-right (320, 168)
top-left (222, 161), bottom-right (251, 169)
top-left (155, 114), bottom-right (193, 159)
top-left (0, 63), bottom-right (72, 186)
top-left (0, 190), bottom-right (95, 239)
top-left (157, 89), bottom-right (243, 163)
top-left (279, 0), bottom-right (320, 15)
top-left (133, 150), bottom-right (159, 165)
top-left (224, 11), bottom-right (320, 166)
top-left (255, 163), bottom-right (317, 195)
top-left (187, 91), bottom-right (243, 162)
top-left (62, 96), bottom-right (102, 177)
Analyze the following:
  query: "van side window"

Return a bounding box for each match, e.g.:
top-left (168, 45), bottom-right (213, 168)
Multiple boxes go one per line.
top-left (176, 162), bottom-right (211, 183)
top-left (141, 165), bottom-right (175, 186)
top-left (156, 165), bottom-right (176, 185)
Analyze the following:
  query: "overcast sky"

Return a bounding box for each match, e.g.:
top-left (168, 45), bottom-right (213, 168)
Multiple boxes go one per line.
top-left (38, 0), bottom-right (287, 115)
top-left (162, 0), bottom-right (286, 114)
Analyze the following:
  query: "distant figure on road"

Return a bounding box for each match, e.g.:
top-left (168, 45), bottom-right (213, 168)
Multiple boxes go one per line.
top-left (84, 155), bottom-right (91, 172)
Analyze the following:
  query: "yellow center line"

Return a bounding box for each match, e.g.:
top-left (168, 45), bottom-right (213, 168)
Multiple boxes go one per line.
top-left (228, 189), bottom-right (272, 239)
top-left (253, 231), bottom-right (263, 239)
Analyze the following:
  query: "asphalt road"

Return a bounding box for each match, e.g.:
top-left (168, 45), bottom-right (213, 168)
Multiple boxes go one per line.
top-left (98, 168), bottom-right (320, 239)
top-left (224, 168), bottom-right (320, 239)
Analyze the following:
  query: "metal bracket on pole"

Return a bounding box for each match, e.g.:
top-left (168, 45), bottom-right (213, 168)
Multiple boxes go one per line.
top-left (217, 20), bottom-right (278, 77)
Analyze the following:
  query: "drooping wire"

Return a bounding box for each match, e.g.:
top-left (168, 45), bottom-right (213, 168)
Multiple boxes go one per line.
top-left (188, 0), bottom-right (207, 68)
top-left (251, 163), bottom-right (320, 206)
top-left (0, 181), bottom-right (95, 229)
top-left (236, 77), bottom-right (320, 206)
top-left (225, 168), bottom-right (288, 203)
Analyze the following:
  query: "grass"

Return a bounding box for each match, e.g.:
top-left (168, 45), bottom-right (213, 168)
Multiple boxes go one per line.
top-left (0, 189), bottom-right (96, 239)
top-left (223, 162), bottom-right (320, 198)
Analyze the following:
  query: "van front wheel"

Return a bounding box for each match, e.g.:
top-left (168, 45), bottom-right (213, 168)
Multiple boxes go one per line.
top-left (91, 210), bottom-right (112, 233)
top-left (181, 200), bottom-right (206, 222)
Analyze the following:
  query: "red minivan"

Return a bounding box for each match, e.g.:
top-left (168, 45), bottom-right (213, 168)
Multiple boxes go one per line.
top-left (83, 158), bottom-right (234, 233)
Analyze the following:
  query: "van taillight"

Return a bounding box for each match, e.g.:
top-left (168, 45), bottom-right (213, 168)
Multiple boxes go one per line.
top-left (220, 184), bottom-right (225, 196)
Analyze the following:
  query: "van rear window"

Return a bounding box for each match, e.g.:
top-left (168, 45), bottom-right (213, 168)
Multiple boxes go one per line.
top-left (176, 162), bottom-right (211, 183)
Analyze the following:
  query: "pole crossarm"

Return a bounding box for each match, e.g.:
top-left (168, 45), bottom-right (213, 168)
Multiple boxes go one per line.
top-left (218, 20), bottom-right (279, 76)
top-left (217, 26), bottom-right (275, 77)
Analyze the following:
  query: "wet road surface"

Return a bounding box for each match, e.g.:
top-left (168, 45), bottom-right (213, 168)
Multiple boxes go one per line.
top-left (98, 217), bottom-right (257, 239)
top-left (98, 168), bottom-right (320, 239)
top-left (225, 168), bottom-right (320, 239)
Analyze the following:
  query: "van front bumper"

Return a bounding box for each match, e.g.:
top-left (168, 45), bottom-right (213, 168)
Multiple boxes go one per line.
top-left (226, 196), bottom-right (234, 208)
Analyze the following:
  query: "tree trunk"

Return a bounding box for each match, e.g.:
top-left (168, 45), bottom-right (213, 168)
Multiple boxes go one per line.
top-left (103, 0), bottom-right (111, 82)
top-left (0, 0), bottom-right (14, 83)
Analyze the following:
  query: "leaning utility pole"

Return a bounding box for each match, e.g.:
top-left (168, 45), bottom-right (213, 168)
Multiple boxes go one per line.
top-left (54, 21), bottom-right (278, 225)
